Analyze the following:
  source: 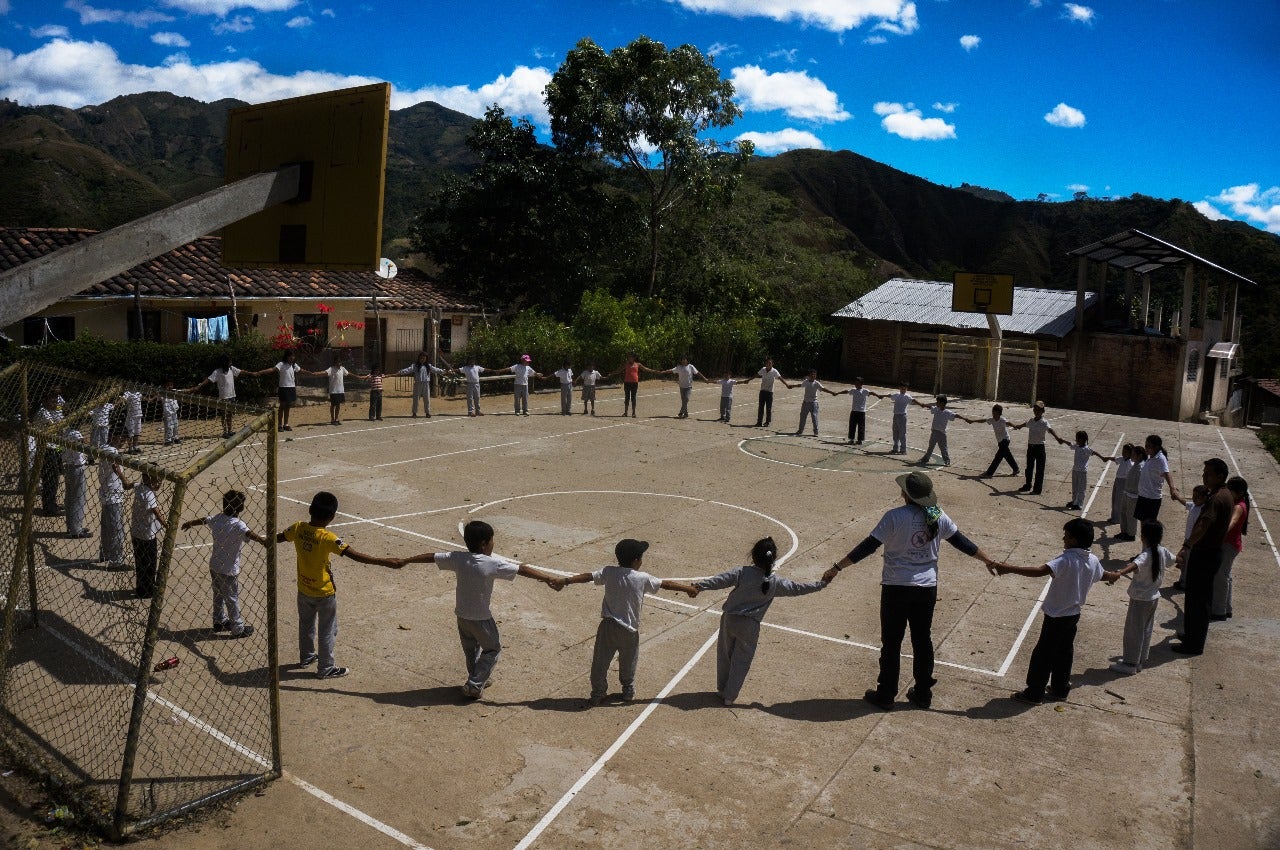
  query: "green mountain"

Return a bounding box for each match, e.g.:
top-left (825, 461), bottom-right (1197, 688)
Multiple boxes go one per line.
top-left (2, 92), bottom-right (1277, 372)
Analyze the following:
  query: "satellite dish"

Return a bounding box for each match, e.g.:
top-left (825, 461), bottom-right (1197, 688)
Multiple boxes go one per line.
top-left (376, 258), bottom-right (397, 279)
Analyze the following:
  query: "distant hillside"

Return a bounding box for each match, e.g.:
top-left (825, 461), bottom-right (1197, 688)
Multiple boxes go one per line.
top-left (2, 91), bottom-right (1278, 373)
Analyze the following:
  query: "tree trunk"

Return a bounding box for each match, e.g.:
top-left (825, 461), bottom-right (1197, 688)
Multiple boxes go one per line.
top-left (646, 198), bottom-right (660, 297)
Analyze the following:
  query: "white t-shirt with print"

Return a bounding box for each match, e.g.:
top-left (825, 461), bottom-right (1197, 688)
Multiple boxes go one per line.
top-left (592, 565), bottom-right (663, 632)
top-left (1025, 418), bottom-right (1052, 445)
top-left (870, 504), bottom-right (959, 587)
top-left (757, 367), bottom-right (782, 392)
top-left (122, 390), bottom-right (144, 419)
top-left (434, 551), bottom-right (519, 620)
top-left (554, 368), bottom-right (574, 386)
top-left (1041, 548), bottom-right (1104, 617)
top-left (891, 392), bottom-right (913, 415)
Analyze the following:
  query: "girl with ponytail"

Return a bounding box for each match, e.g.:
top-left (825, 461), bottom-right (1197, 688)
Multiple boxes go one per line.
top-left (694, 536), bottom-right (828, 706)
top-left (1104, 520), bottom-right (1174, 674)
top-left (1213, 476), bottom-right (1250, 620)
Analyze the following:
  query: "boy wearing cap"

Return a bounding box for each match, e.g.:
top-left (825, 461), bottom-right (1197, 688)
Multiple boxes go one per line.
top-left (824, 471), bottom-right (1001, 710)
top-left (403, 520), bottom-right (562, 697)
top-left (994, 518), bottom-right (1105, 704)
top-left (556, 540), bottom-right (699, 705)
top-left (507, 355), bottom-right (542, 416)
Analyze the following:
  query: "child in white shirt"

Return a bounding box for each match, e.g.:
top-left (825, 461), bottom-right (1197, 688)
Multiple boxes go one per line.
top-left (844, 377), bottom-right (874, 444)
top-left (1105, 520), bottom-right (1174, 674)
top-left (182, 490), bottom-right (268, 638)
top-left (716, 371), bottom-right (754, 423)
top-left (915, 394), bottom-right (958, 466)
top-left (121, 389), bottom-right (144, 454)
top-left (889, 381), bottom-right (912, 454)
top-left (558, 539), bottom-right (697, 705)
top-left (577, 362), bottom-right (603, 416)
top-left (794, 369), bottom-right (839, 436)
top-left (131, 473), bottom-right (166, 598)
top-left (553, 361), bottom-right (575, 416)
top-left (1060, 430), bottom-right (1111, 511)
top-left (1108, 444), bottom-right (1135, 524)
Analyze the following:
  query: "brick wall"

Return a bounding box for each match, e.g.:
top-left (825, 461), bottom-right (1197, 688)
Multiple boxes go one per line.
top-left (1072, 332), bottom-right (1181, 419)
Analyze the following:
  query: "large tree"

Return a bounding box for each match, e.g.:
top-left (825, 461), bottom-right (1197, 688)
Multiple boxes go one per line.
top-left (412, 106), bottom-right (609, 315)
top-left (546, 36), bottom-right (753, 296)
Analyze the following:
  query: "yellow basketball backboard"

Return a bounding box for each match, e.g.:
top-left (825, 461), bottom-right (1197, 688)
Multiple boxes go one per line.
top-left (222, 82), bottom-right (390, 271)
top-left (952, 272), bottom-right (1014, 315)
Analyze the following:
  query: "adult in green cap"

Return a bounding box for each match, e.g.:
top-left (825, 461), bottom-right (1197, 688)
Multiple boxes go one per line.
top-left (823, 471), bottom-right (1003, 710)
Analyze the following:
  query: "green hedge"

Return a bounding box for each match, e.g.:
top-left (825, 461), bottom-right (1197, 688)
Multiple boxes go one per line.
top-left (4, 334), bottom-right (284, 403)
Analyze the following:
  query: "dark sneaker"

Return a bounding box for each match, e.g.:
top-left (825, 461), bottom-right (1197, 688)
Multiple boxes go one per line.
top-left (588, 693), bottom-right (606, 706)
top-left (1011, 689), bottom-right (1042, 705)
top-left (621, 687), bottom-right (636, 701)
top-left (317, 666), bottom-right (349, 679)
top-left (1017, 483), bottom-right (1031, 492)
top-left (212, 620), bottom-right (230, 633)
top-left (229, 624), bottom-right (255, 639)
top-left (863, 689), bottom-right (894, 711)
top-left (905, 686), bottom-right (931, 709)
top-left (300, 653), bottom-right (318, 666)
top-left (460, 682), bottom-right (483, 698)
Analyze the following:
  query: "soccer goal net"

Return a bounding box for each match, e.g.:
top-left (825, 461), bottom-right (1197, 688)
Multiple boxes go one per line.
top-left (0, 361), bottom-right (280, 839)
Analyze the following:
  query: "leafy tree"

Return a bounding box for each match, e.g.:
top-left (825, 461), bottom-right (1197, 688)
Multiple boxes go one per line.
top-left (546, 36), bottom-right (753, 296)
top-left (412, 106), bottom-right (609, 315)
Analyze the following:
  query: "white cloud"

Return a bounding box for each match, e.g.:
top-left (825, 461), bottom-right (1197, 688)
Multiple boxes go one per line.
top-left (65, 0), bottom-right (174, 28)
top-left (160, 0), bottom-right (297, 14)
top-left (734, 127), bottom-right (824, 154)
top-left (285, 15), bottom-right (311, 27)
top-left (1067, 183), bottom-right (1088, 192)
top-left (1063, 3), bottom-right (1094, 23)
top-left (1203, 184), bottom-right (1280, 234)
top-left (1028, 0), bottom-right (1042, 6)
top-left (873, 101), bottom-right (955, 140)
top-left (151, 31), bottom-right (190, 46)
top-left (1044, 101), bottom-right (1085, 127)
top-left (863, 35), bottom-right (887, 45)
top-left (669, 0), bottom-right (919, 35)
top-left (932, 101), bottom-right (957, 113)
top-left (730, 65), bottom-right (850, 121)
top-left (212, 14), bottom-right (253, 33)
top-left (707, 41), bottom-right (738, 58)
top-left (959, 34), bottom-right (980, 51)
top-left (320, 7), bottom-right (334, 16)
top-left (1193, 201), bottom-right (1230, 222)
top-left (767, 47), bottom-right (798, 63)
top-left (32, 24), bottom-right (72, 38)
top-left (0, 37), bottom-right (553, 123)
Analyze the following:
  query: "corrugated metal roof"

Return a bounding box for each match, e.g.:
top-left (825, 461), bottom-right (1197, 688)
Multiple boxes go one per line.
top-left (1067, 229), bottom-right (1256, 285)
top-left (832, 278), bottom-right (1096, 338)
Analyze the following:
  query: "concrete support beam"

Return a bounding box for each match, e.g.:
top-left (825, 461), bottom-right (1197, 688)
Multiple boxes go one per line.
top-left (1123, 269), bottom-right (1134, 328)
top-left (1181, 265), bottom-right (1194, 339)
top-left (1141, 276), bottom-right (1152, 330)
top-left (0, 165), bottom-right (301, 328)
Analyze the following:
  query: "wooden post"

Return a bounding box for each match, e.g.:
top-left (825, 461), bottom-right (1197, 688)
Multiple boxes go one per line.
top-left (1197, 271), bottom-right (1209, 328)
top-left (1181, 265), bottom-right (1194, 339)
top-left (1140, 276), bottom-right (1152, 330)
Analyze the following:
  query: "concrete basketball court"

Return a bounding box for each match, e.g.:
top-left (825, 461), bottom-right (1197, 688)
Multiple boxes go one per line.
top-left (124, 378), bottom-right (1280, 850)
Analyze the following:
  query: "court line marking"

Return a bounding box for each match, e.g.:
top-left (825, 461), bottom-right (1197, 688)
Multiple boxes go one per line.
top-left (1215, 428), bottom-right (1280, 570)
top-left (736, 434), bottom-right (924, 472)
top-left (372, 423), bottom-right (627, 469)
top-left (995, 434), bottom-right (1123, 677)
top-left (511, 629), bottom-right (720, 850)
top-left (459, 489), bottom-right (800, 580)
top-left (40, 622), bottom-right (435, 850)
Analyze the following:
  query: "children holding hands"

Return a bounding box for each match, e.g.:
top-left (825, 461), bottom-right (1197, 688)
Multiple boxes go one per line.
top-left (553, 539), bottom-right (698, 705)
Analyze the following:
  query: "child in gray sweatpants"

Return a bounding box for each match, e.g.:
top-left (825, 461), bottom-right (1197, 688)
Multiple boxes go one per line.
top-left (694, 537), bottom-right (827, 706)
top-left (404, 520), bottom-right (562, 698)
top-left (558, 539), bottom-right (698, 705)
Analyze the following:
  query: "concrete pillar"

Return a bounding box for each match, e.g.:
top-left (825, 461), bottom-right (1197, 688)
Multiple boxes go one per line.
top-left (1229, 281), bottom-right (1240, 342)
top-left (1096, 261), bottom-right (1108, 322)
top-left (1155, 303), bottom-right (1164, 333)
top-left (1197, 271), bottom-right (1209, 328)
top-left (1181, 265), bottom-right (1194, 339)
top-left (1123, 269), bottom-right (1134, 328)
top-left (1140, 276), bottom-right (1152, 330)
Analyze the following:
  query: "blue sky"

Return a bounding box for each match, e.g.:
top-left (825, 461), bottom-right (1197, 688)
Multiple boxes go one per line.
top-left (2, 0), bottom-right (1277, 234)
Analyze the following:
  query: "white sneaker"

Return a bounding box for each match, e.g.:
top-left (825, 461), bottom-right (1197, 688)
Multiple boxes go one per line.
top-left (1109, 661), bottom-right (1137, 675)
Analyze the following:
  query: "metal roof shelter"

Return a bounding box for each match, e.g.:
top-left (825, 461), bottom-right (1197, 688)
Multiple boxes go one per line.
top-left (833, 278), bottom-right (1096, 338)
top-left (1067, 229), bottom-right (1257, 285)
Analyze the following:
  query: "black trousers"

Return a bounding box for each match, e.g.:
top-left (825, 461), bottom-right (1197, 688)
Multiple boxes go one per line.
top-left (40, 448), bottom-right (61, 513)
top-left (984, 438), bottom-right (1019, 475)
top-left (1026, 613), bottom-right (1079, 698)
top-left (368, 389), bottom-right (383, 419)
top-left (1025, 444), bottom-right (1047, 492)
top-left (876, 584), bottom-right (937, 698)
top-left (1134, 495), bottom-right (1162, 522)
top-left (755, 390), bottom-right (774, 426)
top-left (1181, 546), bottom-right (1222, 652)
top-left (848, 410), bottom-right (866, 442)
top-left (133, 537), bottom-right (158, 599)
top-left (623, 381), bottom-right (638, 412)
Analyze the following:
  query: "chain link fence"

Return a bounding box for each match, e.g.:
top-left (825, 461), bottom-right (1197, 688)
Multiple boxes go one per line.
top-left (0, 361), bottom-right (280, 839)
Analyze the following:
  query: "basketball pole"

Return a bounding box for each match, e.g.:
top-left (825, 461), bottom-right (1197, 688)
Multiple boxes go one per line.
top-left (986, 313), bottom-right (1002, 401)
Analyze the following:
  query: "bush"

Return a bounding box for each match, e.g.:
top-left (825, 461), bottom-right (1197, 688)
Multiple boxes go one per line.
top-left (5, 333), bottom-right (282, 403)
top-left (1260, 426), bottom-right (1280, 464)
